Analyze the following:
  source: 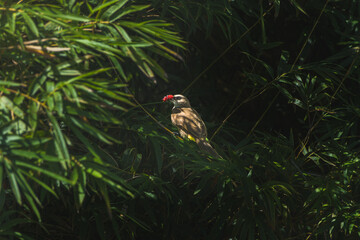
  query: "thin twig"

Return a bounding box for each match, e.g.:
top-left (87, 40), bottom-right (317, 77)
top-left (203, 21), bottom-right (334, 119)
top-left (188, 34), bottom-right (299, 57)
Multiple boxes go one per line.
top-left (5, 88), bottom-right (48, 109)
top-left (290, 0), bottom-right (330, 72)
top-left (247, 91), bottom-right (279, 137)
top-left (182, 4), bottom-right (275, 94)
top-left (210, 73), bottom-right (286, 140)
top-left (211, 0), bottom-right (329, 141)
top-left (108, 57), bottom-right (178, 138)
top-left (296, 52), bottom-right (359, 159)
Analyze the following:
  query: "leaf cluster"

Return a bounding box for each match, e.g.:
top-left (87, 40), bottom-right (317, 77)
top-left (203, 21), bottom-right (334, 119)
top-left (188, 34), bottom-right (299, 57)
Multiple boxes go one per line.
top-left (0, 0), bottom-right (360, 239)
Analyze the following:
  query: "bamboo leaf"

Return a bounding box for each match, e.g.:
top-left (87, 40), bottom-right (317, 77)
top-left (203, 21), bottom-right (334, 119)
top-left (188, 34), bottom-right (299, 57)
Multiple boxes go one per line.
top-left (23, 191), bottom-right (41, 221)
top-left (65, 105), bottom-right (121, 123)
top-left (91, 0), bottom-right (119, 15)
top-left (96, 180), bottom-right (112, 218)
top-left (4, 159), bottom-right (22, 205)
top-left (10, 149), bottom-right (66, 163)
top-left (15, 161), bottom-right (73, 184)
top-left (20, 169), bottom-right (58, 198)
top-left (0, 81), bottom-right (23, 87)
top-left (290, 0), bottom-right (308, 16)
top-left (73, 167), bottom-right (86, 208)
top-left (40, 10), bottom-right (90, 22)
top-left (14, 168), bottom-right (41, 206)
top-left (102, 0), bottom-right (128, 20)
top-left (54, 91), bottom-right (63, 116)
top-left (0, 170), bottom-right (4, 211)
top-left (70, 116), bottom-right (116, 144)
top-left (21, 12), bottom-right (39, 37)
top-left (55, 67), bottom-right (113, 89)
top-left (82, 161), bottom-right (135, 198)
top-left (67, 121), bottom-right (101, 159)
top-left (46, 110), bottom-right (70, 165)
top-left (150, 138), bottom-right (162, 174)
top-left (109, 5), bottom-right (150, 22)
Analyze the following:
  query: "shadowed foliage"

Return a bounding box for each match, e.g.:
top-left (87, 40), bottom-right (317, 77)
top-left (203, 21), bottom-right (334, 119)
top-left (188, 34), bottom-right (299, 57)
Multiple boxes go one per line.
top-left (0, 0), bottom-right (359, 239)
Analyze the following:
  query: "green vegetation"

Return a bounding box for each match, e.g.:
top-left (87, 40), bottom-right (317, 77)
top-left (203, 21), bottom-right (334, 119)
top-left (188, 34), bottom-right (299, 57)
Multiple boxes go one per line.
top-left (0, 0), bottom-right (359, 239)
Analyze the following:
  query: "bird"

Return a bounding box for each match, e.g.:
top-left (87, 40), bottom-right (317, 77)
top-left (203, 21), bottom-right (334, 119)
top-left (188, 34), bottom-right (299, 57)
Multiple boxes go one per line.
top-left (162, 94), bottom-right (222, 159)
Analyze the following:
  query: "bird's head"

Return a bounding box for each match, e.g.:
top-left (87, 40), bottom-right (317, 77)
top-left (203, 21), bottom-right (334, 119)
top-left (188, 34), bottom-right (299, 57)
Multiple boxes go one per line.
top-left (162, 94), bottom-right (191, 108)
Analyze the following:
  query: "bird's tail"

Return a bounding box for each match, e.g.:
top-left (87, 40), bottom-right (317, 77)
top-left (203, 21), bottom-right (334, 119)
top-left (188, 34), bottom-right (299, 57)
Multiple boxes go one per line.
top-left (196, 139), bottom-right (222, 159)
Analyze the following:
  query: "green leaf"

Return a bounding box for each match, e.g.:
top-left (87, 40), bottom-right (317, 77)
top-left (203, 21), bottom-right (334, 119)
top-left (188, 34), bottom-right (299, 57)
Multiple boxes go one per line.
top-left (65, 105), bottom-right (121, 123)
top-left (54, 91), bottom-right (63, 116)
top-left (68, 121), bottom-right (101, 159)
top-left (14, 168), bottom-right (41, 206)
top-left (10, 149), bottom-right (66, 163)
top-left (109, 56), bottom-right (127, 80)
top-left (0, 170), bottom-right (4, 210)
top-left (109, 5), bottom-right (150, 22)
top-left (21, 12), bottom-right (39, 37)
top-left (0, 81), bottom-right (23, 87)
top-left (20, 170), bottom-right (58, 198)
top-left (46, 110), bottom-right (70, 165)
top-left (56, 67), bottom-right (113, 89)
top-left (44, 11), bottom-right (90, 22)
top-left (4, 159), bottom-right (22, 205)
top-left (73, 39), bottom-right (124, 55)
top-left (102, 0), bottom-right (129, 20)
top-left (0, 211), bottom-right (31, 230)
top-left (47, 96), bottom-right (55, 110)
top-left (69, 116), bottom-right (116, 144)
top-left (15, 161), bottom-right (73, 184)
top-left (117, 212), bottom-right (152, 232)
top-left (91, 0), bottom-right (119, 15)
top-left (150, 138), bottom-right (162, 174)
top-left (23, 191), bottom-right (41, 221)
top-left (82, 161), bottom-right (135, 198)
top-left (94, 210), bottom-right (106, 240)
top-left (7, 12), bottom-right (16, 33)
top-left (73, 167), bottom-right (86, 208)
top-left (290, 0), bottom-right (308, 16)
top-left (0, 96), bottom-right (24, 118)
top-left (96, 180), bottom-right (112, 218)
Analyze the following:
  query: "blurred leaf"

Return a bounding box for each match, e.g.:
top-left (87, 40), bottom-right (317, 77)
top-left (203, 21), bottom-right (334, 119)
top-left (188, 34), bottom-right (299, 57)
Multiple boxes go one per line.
top-left (15, 161), bottom-right (73, 185)
top-left (4, 158), bottom-right (22, 205)
top-left (20, 12), bottom-right (39, 37)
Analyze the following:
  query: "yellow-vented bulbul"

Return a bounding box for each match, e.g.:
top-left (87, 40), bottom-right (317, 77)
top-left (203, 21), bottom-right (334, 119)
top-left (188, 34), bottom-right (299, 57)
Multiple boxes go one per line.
top-left (163, 94), bottom-right (221, 159)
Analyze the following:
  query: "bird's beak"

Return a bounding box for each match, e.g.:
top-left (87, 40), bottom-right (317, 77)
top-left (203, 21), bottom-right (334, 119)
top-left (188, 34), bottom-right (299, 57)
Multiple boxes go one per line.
top-left (162, 95), bottom-right (174, 102)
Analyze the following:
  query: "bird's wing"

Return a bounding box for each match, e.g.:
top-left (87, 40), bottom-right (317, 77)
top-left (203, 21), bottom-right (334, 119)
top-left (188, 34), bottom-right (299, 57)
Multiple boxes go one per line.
top-left (171, 107), bottom-right (207, 140)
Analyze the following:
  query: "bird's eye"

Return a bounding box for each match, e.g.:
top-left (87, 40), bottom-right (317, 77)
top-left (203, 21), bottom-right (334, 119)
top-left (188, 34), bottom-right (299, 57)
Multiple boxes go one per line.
top-left (174, 97), bottom-right (180, 100)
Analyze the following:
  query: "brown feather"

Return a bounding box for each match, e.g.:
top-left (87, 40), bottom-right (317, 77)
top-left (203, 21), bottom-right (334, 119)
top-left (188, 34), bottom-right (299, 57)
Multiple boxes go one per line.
top-left (171, 105), bottom-right (221, 158)
top-left (171, 107), bottom-right (207, 140)
top-left (196, 139), bottom-right (222, 159)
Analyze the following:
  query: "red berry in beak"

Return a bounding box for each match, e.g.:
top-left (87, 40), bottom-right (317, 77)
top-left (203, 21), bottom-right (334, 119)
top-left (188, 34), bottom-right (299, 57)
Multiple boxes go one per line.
top-left (162, 95), bottom-right (174, 102)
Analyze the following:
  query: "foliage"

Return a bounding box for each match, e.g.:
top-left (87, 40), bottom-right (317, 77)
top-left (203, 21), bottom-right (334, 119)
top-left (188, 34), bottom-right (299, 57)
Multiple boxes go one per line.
top-left (1, 0), bottom-right (360, 239)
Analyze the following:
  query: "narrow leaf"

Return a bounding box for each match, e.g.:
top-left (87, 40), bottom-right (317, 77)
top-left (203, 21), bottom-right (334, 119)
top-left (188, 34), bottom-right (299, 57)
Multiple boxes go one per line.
top-left (16, 161), bottom-right (73, 184)
top-left (21, 12), bottom-right (39, 37)
top-left (4, 159), bottom-right (22, 205)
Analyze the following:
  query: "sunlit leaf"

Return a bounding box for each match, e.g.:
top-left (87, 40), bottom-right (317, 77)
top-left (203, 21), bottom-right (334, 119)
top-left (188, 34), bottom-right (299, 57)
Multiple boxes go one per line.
top-left (20, 12), bottom-right (39, 37)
